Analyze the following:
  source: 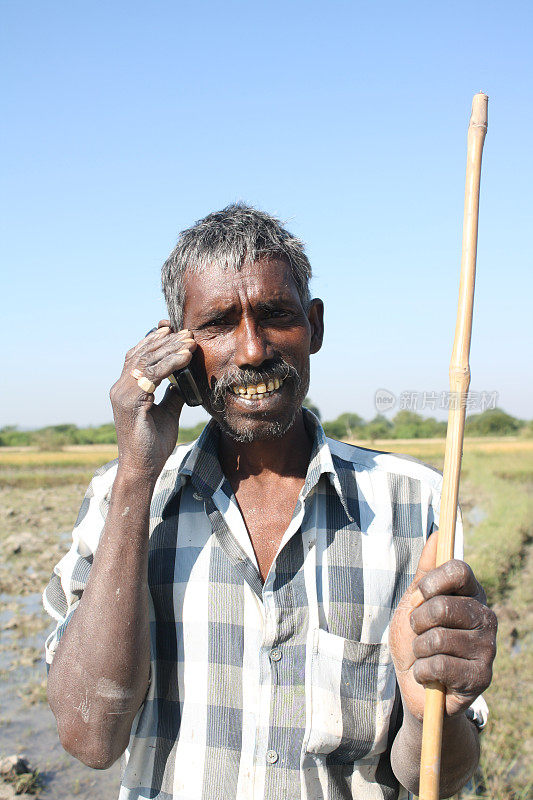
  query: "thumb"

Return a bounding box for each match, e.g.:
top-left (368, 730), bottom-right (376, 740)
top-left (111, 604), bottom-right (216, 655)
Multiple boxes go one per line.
top-left (408, 531), bottom-right (438, 609)
top-left (158, 384), bottom-right (186, 416)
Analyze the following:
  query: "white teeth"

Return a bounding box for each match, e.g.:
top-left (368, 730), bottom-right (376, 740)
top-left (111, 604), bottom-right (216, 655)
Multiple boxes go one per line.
top-left (238, 387), bottom-right (246, 394)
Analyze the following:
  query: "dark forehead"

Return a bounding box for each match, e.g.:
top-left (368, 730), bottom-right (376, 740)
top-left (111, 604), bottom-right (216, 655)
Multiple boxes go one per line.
top-left (182, 257), bottom-right (301, 310)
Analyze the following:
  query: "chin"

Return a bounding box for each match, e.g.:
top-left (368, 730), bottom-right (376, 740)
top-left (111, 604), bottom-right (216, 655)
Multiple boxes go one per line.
top-left (216, 408), bottom-right (300, 443)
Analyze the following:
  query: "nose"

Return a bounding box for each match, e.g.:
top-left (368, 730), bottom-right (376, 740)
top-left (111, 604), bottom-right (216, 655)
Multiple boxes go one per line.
top-left (234, 316), bottom-right (273, 368)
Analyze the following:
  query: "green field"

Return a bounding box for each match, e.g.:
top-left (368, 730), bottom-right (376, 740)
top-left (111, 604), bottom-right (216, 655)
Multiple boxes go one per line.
top-left (0, 438), bottom-right (531, 799)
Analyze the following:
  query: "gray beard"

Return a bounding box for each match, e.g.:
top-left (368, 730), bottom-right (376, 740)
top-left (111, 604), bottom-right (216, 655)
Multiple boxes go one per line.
top-left (215, 405), bottom-right (301, 443)
top-left (201, 357), bottom-right (306, 442)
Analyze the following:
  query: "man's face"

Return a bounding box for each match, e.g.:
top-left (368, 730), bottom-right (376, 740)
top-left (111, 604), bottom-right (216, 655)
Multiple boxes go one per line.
top-left (181, 258), bottom-right (324, 442)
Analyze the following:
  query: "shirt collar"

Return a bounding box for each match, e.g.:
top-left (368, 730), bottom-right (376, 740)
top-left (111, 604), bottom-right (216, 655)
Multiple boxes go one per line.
top-left (177, 408), bottom-right (353, 522)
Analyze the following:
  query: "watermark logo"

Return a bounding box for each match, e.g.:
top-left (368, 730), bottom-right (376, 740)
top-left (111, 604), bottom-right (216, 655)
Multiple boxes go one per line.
top-left (374, 389), bottom-right (396, 413)
top-left (374, 389), bottom-right (498, 413)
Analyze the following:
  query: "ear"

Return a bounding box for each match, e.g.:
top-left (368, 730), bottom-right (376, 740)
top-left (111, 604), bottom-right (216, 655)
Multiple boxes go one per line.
top-left (307, 298), bottom-right (324, 354)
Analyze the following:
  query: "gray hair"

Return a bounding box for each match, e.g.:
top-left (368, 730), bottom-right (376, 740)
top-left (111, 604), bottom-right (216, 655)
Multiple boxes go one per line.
top-left (161, 203), bottom-right (312, 329)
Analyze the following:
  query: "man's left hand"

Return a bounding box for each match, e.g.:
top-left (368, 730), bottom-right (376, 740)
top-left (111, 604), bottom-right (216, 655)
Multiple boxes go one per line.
top-left (389, 533), bottom-right (497, 720)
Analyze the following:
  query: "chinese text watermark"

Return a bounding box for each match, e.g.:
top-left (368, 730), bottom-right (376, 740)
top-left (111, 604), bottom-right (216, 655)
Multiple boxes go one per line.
top-left (374, 389), bottom-right (499, 414)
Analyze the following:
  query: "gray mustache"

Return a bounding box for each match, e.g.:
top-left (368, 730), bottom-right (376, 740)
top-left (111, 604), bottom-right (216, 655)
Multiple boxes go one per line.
top-left (210, 360), bottom-right (300, 407)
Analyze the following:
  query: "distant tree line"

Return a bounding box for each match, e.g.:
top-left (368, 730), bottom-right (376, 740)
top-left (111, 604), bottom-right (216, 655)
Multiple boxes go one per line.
top-left (0, 421), bottom-right (206, 450)
top-left (319, 407), bottom-right (529, 441)
top-left (0, 407), bottom-right (529, 449)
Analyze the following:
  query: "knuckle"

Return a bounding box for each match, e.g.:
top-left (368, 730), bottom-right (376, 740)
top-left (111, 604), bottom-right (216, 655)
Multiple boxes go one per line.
top-left (178, 349), bottom-right (193, 365)
top-left (486, 608), bottom-right (498, 633)
top-left (411, 636), bottom-right (422, 658)
top-left (428, 596), bottom-right (448, 625)
top-left (413, 659), bottom-right (425, 685)
top-left (432, 653), bottom-right (447, 681)
top-left (142, 364), bottom-right (155, 380)
top-left (481, 623), bottom-right (498, 659)
top-left (109, 382), bottom-right (121, 402)
top-left (410, 607), bottom-right (423, 633)
top-left (468, 597), bottom-right (487, 627)
top-left (431, 627), bottom-right (447, 652)
top-left (480, 663), bottom-right (493, 691)
top-left (470, 660), bottom-right (482, 688)
top-left (447, 559), bottom-right (472, 589)
top-left (412, 633), bottom-right (428, 658)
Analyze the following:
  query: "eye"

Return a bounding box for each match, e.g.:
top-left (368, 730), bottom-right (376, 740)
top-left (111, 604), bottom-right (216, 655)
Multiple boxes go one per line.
top-left (262, 308), bottom-right (293, 322)
top-left (203, 316), bottom-right (229, 328)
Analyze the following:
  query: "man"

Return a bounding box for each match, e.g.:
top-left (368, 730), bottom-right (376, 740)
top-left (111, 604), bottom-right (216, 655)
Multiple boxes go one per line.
top-left (44, 204), bottom-right (496, 800)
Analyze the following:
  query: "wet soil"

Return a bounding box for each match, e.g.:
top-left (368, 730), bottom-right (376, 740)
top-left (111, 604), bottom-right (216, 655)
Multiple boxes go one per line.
top-left (0, 483), bottom-right (122, 798)
top-left (0, 591), bottom-right (121, 799)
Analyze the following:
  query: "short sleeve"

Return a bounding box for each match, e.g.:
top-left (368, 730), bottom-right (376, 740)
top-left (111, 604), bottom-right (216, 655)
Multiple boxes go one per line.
top-left (42, 459), bottom-right (118, 665)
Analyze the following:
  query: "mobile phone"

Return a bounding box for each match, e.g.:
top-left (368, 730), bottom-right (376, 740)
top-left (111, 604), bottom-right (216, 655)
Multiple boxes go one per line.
top-left (145, 328), bottom-right (203, 407)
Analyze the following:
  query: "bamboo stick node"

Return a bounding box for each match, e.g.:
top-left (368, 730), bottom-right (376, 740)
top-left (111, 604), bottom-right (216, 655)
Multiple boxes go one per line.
top-left (471, 92), bottom-right (488, 129)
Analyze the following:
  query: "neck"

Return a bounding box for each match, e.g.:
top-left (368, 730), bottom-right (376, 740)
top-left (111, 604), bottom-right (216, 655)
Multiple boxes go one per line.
top-left (218, 410), bottom-right (312, 481)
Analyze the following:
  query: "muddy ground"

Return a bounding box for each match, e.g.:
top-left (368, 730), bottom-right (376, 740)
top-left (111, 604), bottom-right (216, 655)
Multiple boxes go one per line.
top-left (1, 484), bottom-right (121, 799)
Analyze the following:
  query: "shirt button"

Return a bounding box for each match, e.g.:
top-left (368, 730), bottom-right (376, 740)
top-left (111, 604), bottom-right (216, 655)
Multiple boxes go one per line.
top-left (266, 749), bottom-right (278, 764)
top-left (270, 648), bottom-right (282, 662)
top-left (193, 492), bottom-right (203, 501)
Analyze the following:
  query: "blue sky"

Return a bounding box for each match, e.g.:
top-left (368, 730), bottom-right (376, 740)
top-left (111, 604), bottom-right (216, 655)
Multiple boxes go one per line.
top-left (2, 0), bottom-right (532, 429)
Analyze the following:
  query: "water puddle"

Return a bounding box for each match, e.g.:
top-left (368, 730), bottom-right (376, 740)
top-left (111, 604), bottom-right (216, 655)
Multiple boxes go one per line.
top-left (466, 504), bottom-right (488, 527)
top-left (1, 592), bottom-right (121, 798)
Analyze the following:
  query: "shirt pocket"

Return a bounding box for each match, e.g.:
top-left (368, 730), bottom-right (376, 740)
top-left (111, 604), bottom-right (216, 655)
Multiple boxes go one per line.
top-left (305, 628), bottom-right (397, 763)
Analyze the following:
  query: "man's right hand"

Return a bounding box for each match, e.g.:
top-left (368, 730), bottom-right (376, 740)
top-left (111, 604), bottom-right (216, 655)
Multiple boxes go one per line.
top-left (47, 322), bottom-right (192, 766)
top-left (110, 321), bottom-right (197, 482)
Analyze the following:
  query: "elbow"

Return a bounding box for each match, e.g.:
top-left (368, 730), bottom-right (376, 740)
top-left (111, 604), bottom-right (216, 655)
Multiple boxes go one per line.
top-left (48, 684), bottom-right (129, 770)
top-left (54, 717), bottom-right (128, 770)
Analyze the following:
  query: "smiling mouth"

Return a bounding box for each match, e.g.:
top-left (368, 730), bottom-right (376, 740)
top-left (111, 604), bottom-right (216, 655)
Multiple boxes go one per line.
top-left (227, 378), bottom-right (284, 401)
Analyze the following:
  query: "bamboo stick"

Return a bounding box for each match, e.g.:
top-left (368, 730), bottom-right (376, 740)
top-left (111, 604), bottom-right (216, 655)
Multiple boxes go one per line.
top-left (418, 92), bottom-right (488, 800)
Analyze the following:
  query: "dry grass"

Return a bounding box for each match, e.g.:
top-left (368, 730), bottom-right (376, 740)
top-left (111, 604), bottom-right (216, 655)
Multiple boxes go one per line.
top-left (0, 447), bottom-right (117, 467)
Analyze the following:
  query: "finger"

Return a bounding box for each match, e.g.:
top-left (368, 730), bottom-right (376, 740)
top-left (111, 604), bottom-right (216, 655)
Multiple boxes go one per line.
top-left (417, 559), bottom-right (485, 603)
top-left (413, 653), bottom-right (491, 697)
top-left (158, 319), bottom-right (171, 328)
top-left (137, 338), bottom-right (196, 371)
top-left (136, 344), bottom-right (197, 386)
top-left (413, 627), bottom-right (484, 660)
top-left (125, 326), bottom-right (173, 360)
top-left (127, 329), bottom-right (192, 363)
top-left (139, 331), bottom-right (193, 360)
top-left (157, 383), bottom-right (185, 415)
top-left (410, 595), bottom-right (489, 634)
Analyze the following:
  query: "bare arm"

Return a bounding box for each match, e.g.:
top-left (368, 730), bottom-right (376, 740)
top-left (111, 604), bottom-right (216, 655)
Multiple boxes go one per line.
top-left (391, 708), bottom-right (479, 798)
top-left (47, 322), bottom-right (197, 768)
top-left (47, 472), bottom-right (155, 768)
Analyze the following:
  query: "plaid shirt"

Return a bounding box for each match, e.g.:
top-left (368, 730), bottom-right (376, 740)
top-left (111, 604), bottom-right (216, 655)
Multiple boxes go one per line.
top-left (43, 410), bottom-right (471, 800)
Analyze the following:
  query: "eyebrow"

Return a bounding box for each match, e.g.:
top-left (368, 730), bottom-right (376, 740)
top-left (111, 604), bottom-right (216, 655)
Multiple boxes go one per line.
top-left (254, 298), bottom-right (299, 313)
top-left (195, 303), bottom-right (238, 326)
